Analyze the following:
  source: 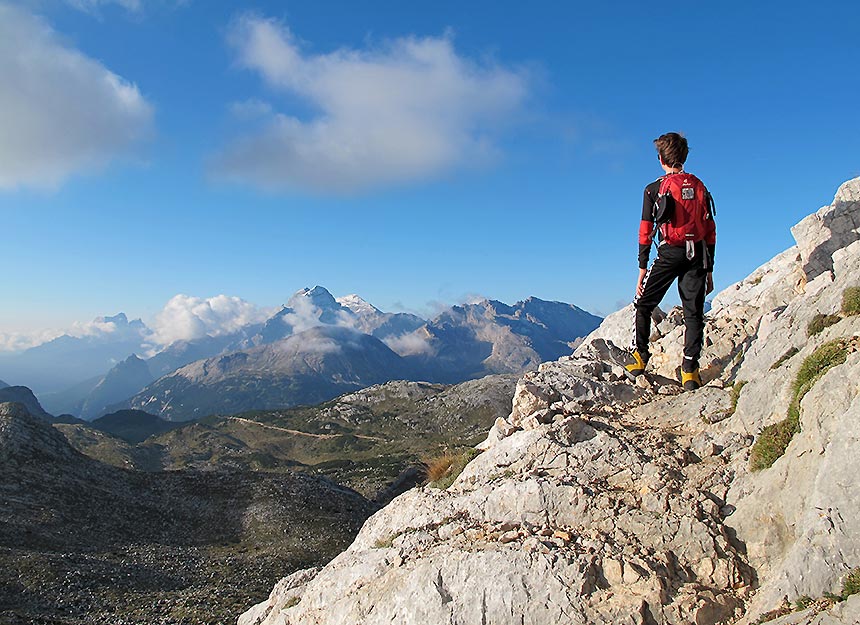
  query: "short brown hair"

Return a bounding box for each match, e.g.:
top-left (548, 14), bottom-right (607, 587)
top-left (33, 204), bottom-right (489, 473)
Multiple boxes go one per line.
top-left (654, 132), bottom-right (688, 168)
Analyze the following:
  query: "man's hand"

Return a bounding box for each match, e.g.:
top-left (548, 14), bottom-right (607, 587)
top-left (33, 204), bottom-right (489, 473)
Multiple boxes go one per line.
top-left (636, 268), bottom-right (648, 298)
top-left (706, 272), bottom-right (714, 294)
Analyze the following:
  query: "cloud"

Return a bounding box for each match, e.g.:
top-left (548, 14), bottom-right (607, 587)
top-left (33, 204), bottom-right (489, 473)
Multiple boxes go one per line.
top-left (68, 318), bottom-right (121, 337)
top-left (148, 294), bottom-right (273, 347)
top-left (0, 314), bottom-right (141, 353)
top-left (0, 4), bottom-right (153, 189)
top-left (214, 15), bottom-right (530, 193)
top-left (383, 331), bottom-right (435, 357)
top-left (64, 0), bottom-right (192, 13)
top-left (0, 329), bottom-right (64, 353)
top-left (278, 334), bottom-right (343, 356)
top-left (65, 0), bottom-right (142, 11)
top-left (271, 293), bottom-right (358, 336)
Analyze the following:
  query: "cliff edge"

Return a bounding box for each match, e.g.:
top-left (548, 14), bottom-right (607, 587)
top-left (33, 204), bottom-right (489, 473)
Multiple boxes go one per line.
top-left (239, 178), bottom-right (860, 625)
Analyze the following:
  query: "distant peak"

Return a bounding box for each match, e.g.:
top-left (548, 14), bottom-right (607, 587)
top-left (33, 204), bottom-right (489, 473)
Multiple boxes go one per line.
top-left (337, 294), bottom-right (381, 315)
top-left (304, 286), bottom-right (332, 297)
top-left (288, 286), bottom-right (339, 308)
top-left (99, 312), bottom-right (128, 324)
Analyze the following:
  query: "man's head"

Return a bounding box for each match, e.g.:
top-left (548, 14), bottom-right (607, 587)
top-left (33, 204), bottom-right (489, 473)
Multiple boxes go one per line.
top-left (654, 132), bottom-right (688, 169)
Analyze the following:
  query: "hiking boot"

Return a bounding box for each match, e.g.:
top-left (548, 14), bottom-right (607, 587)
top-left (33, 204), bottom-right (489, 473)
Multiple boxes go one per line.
top-left (681, 368), bottom-right (702, 391)
top-left (624, 350), bottom-right (649, 380)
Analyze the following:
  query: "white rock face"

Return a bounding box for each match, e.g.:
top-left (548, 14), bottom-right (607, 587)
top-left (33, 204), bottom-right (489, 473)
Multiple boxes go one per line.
top-left (241, 177), bottom-right (860, 625)
top-left (791, 178), bottom-right (860, 282)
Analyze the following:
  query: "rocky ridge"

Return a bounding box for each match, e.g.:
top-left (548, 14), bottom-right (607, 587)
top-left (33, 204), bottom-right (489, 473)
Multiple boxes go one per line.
top-left (0, 385), bottom-right (54, 420)
top-left (240, 178), bottom-right (860, 625)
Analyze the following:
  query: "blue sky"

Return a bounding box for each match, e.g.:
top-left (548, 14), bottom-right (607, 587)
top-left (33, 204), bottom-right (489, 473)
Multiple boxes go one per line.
top-left (1, 0), bottom-right (859, 348)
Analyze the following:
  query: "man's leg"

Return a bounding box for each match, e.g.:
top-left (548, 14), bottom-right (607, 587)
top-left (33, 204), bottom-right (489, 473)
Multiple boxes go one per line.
top-left (677, 261), bottom-right (708, 372)
top-left (633, 250), bottom-right (682, 358)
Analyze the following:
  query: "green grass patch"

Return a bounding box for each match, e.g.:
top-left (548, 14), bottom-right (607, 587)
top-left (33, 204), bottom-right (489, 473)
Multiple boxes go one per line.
top-left (771, 347), bottom-right (799, 370)
top-left (728, 380), bottom-right (747, 416)
top-left (842, 567), bottom-right (860, 599)
top-left (284, 596), bottom-right (301, 609)
top-left (807, 313), bottom-right (841, 337)
top-left (842, 287), bottom-right (860, 316)
top-left (751, 339), bottom-right (851, 471)
top-left (793, 340), bottom-right (851, 397)
top-left (750, 411), bottom-right (800, 472)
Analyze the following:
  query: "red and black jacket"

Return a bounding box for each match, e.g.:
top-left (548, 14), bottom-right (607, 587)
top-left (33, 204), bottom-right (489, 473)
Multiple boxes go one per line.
top-left (638, 177), bottom-right (716, 269)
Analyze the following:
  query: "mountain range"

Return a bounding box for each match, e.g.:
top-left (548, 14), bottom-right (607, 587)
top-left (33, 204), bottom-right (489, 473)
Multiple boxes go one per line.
top-left (121, 289), bottom-right (600, 421)
top-left (4, 287), bottom-right (601, 421)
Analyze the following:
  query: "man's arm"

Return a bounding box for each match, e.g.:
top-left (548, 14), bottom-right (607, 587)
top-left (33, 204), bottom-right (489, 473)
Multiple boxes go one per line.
top-left (636, 267), bottom-right (648, 298)
top-left (705, 191), bottom-right (716, 292)
top-left (638, 184), bottom-right (658, 269)
top-left (636, 182), bottom-right (660, 297)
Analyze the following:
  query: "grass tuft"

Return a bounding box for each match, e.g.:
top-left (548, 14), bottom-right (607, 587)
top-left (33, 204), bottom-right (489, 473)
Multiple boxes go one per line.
top-left (424, 452), bottom-right (458, 484)
top-left (842, 567), bottom-right (860, 599)
top-left (750, 410), bottom-right (800, 472)
top-left (751, 339), bottom-right (851, 471)
top-left (842, 287), bottom-right (860, 316)
top-left (807, 313), bottom-right (840, 337)
top-left (424, 447), bottom-right (481, 489)
top-left (792, 340), bottom-right (850, 398)
top-left (284, 597), bottom-right (301, 609)
top-left (728, 380), bottom-right (747, 416)
top-left (771, 347), bottom-right (799, 370)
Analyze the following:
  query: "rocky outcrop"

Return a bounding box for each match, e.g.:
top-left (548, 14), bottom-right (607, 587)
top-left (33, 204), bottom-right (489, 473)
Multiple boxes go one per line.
top-left (0, 402), bottom-right (78, 461)
top-left (241, 178), bottom-right (860, 625)
top-left (0, 385), bottom-right (54, 421)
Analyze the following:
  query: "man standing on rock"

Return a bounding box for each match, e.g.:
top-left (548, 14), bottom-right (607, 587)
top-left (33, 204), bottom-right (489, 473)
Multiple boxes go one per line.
top-left (625, 132), bottom-right (716, 390)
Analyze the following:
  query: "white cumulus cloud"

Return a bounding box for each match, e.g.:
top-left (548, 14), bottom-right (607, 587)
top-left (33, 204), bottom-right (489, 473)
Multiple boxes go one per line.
top-left (0, 329), bottom-right (64, 353)
top-left (148, 294), bottom-right (273, 347)
top-left (0, 3), bottom-right (153, 189)
top-left (383, 331), bottom-right (435, 357)
top-left (214, 15), bottom-right (530, 193)
top-left (0, 314), bottom-right (141, 353)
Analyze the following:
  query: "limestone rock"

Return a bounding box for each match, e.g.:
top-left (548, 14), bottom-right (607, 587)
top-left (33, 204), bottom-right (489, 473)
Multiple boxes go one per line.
top-left (241, 176), bottom-right (860, 625)
top-left (574, 304), bottom-right (667, 358)
top-left (241, 411), bottom-right (751, 625)
top-left (758, 594), bottom-right (860, 625)
top-left (727, 352), bottom-right (860, 621)
top-left (791, 177), bottom-right (860, 282)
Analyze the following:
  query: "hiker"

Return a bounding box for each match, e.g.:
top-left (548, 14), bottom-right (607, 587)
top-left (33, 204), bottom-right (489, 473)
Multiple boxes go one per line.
top-left (625, 132), bottom-right (716, 390)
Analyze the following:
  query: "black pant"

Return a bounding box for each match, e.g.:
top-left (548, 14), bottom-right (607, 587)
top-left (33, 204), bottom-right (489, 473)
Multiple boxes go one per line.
top-left (634, 242), bottom-right (707, 370)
